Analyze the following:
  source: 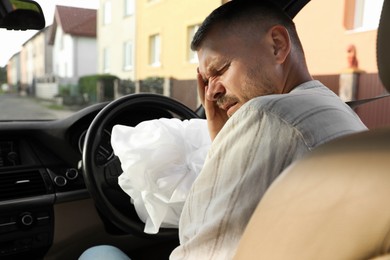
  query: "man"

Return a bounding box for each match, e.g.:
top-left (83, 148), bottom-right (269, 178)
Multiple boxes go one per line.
top-left (79, 1), bottom-right (367, 259)
top-left (169, 0), bottom-right (366, 259)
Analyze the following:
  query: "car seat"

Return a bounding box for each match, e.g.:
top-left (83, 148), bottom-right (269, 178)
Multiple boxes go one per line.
top-left (234, 0), bottom-right (390, 259)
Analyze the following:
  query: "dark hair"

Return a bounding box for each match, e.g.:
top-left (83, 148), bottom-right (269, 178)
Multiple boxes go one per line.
top-left (191, 0), bottom-right (303, 53)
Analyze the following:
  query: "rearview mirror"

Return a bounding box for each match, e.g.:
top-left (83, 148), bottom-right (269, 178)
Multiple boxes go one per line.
top-left (0, 0), bottom-right (45, 30)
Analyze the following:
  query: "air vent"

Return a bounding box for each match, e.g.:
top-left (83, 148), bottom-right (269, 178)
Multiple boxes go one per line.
top-left (0, 170), bottom-right (47, 200)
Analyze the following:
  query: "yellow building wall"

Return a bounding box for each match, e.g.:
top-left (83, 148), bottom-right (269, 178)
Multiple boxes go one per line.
top-left (135, 0), bottom-right (221, 80)
top-left (294, 0), bottom-right (378, 75)
top-left (135, 0), bottom-right (380, 79)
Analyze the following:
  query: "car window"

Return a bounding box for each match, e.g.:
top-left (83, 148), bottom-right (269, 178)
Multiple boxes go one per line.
top-left (0, 0), bottom-right (389, 129)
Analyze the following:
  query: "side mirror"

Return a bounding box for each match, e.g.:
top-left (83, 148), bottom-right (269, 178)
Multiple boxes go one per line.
top-left (0, 0), bottom-right (45, 30)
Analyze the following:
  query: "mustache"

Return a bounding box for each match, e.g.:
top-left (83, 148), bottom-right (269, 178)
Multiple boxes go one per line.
top-left (216, 95), bottom-right (239, 109)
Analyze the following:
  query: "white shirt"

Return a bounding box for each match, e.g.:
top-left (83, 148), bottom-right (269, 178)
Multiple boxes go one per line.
top-left (170, 80), bottom-right (367, 260)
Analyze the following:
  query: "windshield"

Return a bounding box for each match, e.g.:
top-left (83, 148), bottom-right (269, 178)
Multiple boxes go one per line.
top-left (0, 0), bottom-right (388, 129)
top-left (0, 0), bottom-right (100, 121)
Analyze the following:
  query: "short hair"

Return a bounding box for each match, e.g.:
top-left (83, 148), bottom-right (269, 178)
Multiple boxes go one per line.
top-left (191, 0), bottom-right (304, 53)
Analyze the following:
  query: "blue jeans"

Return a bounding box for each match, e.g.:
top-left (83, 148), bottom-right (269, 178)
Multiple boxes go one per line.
top-left (79, 245), bottom-right (131, 260)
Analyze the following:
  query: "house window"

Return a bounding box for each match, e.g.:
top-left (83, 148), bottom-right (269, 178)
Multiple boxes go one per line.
top-left (355, 0), bottom-right (383, 30)
top-left (149, 34), bottom-right (161, 67)
top-left (103, 1), bottom-right (112, 25)
top-left (103, 47), bottom-right (110, 73)
top-left (188, 24), bottom-right (200, 63)
top-left (123, 41), bottom-right (133, 70)
top-left (345, 0), bottom-right (384, 30)
top-left (124, 0), bottom-right (135, 16)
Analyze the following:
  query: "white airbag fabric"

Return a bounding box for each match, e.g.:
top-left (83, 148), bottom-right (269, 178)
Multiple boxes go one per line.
top-left (111, 118), bottom-right (210, 234)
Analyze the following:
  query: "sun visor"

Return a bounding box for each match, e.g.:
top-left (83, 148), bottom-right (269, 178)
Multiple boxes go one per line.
top-left (283, 0), bottom-right (310, 18)
top-left (263, 0), bottom-right (310, 18)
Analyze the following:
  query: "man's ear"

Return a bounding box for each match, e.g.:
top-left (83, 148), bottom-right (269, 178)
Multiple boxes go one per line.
top-left (270, 25), bottom-right (291, 64)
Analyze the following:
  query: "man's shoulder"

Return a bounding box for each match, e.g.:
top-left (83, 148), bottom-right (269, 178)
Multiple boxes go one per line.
top-left (236, 80), bottom-right (367, 148)
top-left (242, 79), bottom-right (359, 121)
top-left (247, 80), bottom-right (336, 112)
top-left (229, 80), bottom-right (343, 133)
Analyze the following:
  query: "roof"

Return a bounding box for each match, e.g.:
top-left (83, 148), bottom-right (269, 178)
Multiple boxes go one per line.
top-left (49, 5), bottom-right (97, 45)
top-left (22, 25), bottom-right (52, 47)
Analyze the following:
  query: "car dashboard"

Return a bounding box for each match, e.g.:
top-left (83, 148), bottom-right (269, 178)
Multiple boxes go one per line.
top-left (0, 102), bottom-right (178, 259)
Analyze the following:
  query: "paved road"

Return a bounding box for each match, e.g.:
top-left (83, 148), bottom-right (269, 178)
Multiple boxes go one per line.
top-left (0, 94), bottom-right (74, 121)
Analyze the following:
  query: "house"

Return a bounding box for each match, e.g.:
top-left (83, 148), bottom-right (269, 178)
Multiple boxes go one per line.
top-left (23, 26), bottom-right (53, 96)
top-left (7, 52), bottom-right (21, 93)
top-left (97, 0), bottom-right (136, 81)
top-left (134, 0), bottom-right (223, 81)
top-left (7, 26), bottom-right (53, 96)
top-left (49, 5), bottom-right (97, 87)
top-left (97, 0), bottom-right (224, 108)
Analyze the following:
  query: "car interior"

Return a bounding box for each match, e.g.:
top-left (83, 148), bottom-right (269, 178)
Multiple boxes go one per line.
top-left (0, 0), bottom-right (389, 259)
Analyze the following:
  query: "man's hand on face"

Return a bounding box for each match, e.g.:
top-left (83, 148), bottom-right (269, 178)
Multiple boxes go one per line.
top-left (197, 70), bottom-right (229, 141)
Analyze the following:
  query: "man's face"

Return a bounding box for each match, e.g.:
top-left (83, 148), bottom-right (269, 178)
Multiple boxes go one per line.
top-left (197, 26), bottom-right (279, 117)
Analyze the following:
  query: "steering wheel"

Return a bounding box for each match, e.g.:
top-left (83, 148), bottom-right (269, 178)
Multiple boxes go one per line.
top-left (82, 93), bottom-right (199, 239)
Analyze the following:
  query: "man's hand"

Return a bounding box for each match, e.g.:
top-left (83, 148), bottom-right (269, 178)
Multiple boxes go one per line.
top-left (197, 71), bottom-right (229, 141)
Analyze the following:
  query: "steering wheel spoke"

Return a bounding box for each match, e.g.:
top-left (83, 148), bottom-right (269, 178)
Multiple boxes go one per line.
top-left (104, 156), bottom-right (122, 188)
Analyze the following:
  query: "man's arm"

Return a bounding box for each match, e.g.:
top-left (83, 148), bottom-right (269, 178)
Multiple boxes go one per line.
top-left (197, 71), bottom-right (229, 141)
top-left (171, 106), bottom-right (310, 260)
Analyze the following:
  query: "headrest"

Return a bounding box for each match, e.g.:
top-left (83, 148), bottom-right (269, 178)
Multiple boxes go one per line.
top-left (377, 0), bottom-right (390, 92)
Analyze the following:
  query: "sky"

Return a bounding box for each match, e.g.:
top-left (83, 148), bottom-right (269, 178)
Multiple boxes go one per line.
top-left (0, 0), bottom-right (99, 67)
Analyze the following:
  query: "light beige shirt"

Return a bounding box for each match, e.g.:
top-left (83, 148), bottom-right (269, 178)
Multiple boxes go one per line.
top-left (170, 80), bottom-right (367, 260)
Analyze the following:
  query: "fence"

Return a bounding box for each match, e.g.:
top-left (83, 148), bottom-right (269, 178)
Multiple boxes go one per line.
top-left (170, 78), bottom-right (198, 110)
top-left (314, 73), bottom-right (390, 129)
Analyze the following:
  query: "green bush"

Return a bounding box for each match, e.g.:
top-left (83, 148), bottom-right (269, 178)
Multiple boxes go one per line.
top-left (140, 76), bottom-right (164, 94)
top-left (59, 84), bottom-right (71, 96)
top-left (120, 79), bottom-right (136, 95)
top-left (79, 74), bottom-right (120, 103)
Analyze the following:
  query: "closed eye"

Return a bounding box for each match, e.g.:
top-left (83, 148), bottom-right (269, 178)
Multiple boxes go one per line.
top-left (204, 61), bottom-right (230, 85)
top-left (212, 62), bottom-right (230, 78)
top-left (217, 63), bottom-right (230, 76)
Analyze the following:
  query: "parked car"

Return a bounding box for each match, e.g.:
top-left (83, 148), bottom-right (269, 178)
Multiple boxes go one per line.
top-left (0, 0), bottom-right (389, 259)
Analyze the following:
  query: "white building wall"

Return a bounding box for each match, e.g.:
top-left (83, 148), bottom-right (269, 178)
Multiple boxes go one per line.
top-left (33, 32), bottom-right (45, 78)
top-left (25, 42), bottom-right (34, 85)
top-left (63, 35), bottom-right (74, 78)
top-left (8, 54), bottom-right (20, 86)
top-left (53, 27), bottom-right (63, 77)
top-left (36, 82), bottom-right (59, 99)
top-left (75, 37), bottom-right (97, 77)
top-left (53, 27), bottom-right (74, 79)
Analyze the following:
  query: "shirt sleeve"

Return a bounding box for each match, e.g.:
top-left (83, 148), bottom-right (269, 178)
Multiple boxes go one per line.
top-left (170, 105), bottom-right (310, 260)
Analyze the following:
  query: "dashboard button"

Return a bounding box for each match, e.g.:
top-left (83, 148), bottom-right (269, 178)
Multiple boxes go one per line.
top-left (54, 176), bottom-right (67, 187)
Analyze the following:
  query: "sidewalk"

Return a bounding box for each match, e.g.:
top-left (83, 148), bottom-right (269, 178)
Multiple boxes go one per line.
top-left (35, 98), bottom-right (79, 119)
